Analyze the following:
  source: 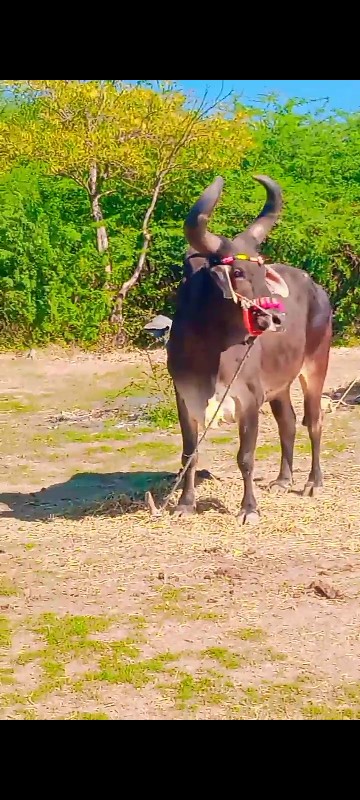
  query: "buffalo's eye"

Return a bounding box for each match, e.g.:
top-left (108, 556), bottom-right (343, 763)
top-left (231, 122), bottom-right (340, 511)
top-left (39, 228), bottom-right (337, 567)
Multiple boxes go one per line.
top-left (233, 269), bottom-right (244, 279)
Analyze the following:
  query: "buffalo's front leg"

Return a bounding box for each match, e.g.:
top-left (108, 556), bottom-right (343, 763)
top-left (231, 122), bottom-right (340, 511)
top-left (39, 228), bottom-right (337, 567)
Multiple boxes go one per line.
top-left (237, 404), bottom-right (260, 525)
top-left (173, 389), bottom-right (198, 516)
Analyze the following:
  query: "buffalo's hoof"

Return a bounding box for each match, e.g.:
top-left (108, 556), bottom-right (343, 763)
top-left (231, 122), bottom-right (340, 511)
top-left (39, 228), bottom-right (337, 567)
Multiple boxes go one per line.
top-left (173, 504), bottom-right (196, 517)
top-left (302, 482), bottom-right (323, 498)
top-left (268, 479), bottom-right (292, 493)
top-left (239, 509), bottom-right (260, 526)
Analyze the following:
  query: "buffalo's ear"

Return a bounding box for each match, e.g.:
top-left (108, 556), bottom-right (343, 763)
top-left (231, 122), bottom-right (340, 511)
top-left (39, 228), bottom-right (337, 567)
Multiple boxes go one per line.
top-left (264, 265), bottom-right (289, 298)
top-left (211, 265), bottom-right (238, 303)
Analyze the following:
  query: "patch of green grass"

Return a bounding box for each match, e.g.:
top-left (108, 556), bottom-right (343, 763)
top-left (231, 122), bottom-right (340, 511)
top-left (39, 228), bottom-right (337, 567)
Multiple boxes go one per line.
top-left (1, 690), bottom-right (29, 709)
top-left (264, 681), bottom-right (309, 701)
top-left (0, 667), bottom-right (14, 685)
top-left (91, 651), bottom-right (179, 688)
top-left (110, 640), bottom-right (141, 659)
top-left (323, 439), bottom-right (348, 455)
top-left (0, 398), bottom-right (36, 413)
top-left (0, 578), bottom-right (19, 597)
top-left (295, 439), bottom-right (312, 455)
top-left (33, 432), bottom-right (60, 447)
top-left (153, 586), bottom-right (187, 616)
top-left (160, 587), bottom-right (186, 604)
top-left (16, 612), bottom-right (180, 705)
top-left (41, 657), bottom-right (65, 680)
top-left (25, 543), bottom-right (36, 551)
top-left (190, 609), bottom-right (222, 621)
top-left (103, 389), bottom-right (125, 402)
top-left (235, 627), bottom-right (266, 643)
top-left (243, 686), bottom-right (262, 704)
top-left (129, 615), bottom-right (148, 632)
top-left (227, 678), bottom-right (314, 719)
top-left (22, 709), bottom-right (38, 720)
top-left (303, 702), bottom-right (360, 720)
top-left (125, 440), bottom-right (178, 463)
top-left (33, 613), bottom-right (111, 648)
top-left (63, 429), bottom-right (95, 444)
top-left (340, 682), bottom-right (360, 703)
top-left (263, 648), bottom-right (288, 663)
top-left (71, 711), bottom-right (109, 721)
top-left (257, 435), bottom-right (346, 462)
top-left (256, 443), bottom-right (281, 460)
top-left (145, 402), bottom-right (178, 430)
top-left (204, 647), bottom-right (242, 670)
top-left (34, 427), bottom-right (131, 449)
top-left (154, 586), bottom-right (221, 622)
top-left (209, 435), bottom-right (234, 445)
top-left (206, 669), bottom-right (235, 690)
top-left (64, 428), bottom-right (130, 445)
top-left (17, 650), bottom-right (46, 666)
top-left (175, 673), bottom-right (227, 710)
top-left (243, 679), bottom-right (310, 715)
top-left (18, 613), bottom-right (113, 687)
top-left (64, 428), bottom-right (179, 461)
top-left (85, 444), bottom-right (114, 456)
top-left (91, 661), bottom-right (148, 687)
top-left (110, 380), bottom-right (149, 400)
top-left (93, 429), bottom-right (131, 443)
top-left (47, 452), bottom-right (62, 462)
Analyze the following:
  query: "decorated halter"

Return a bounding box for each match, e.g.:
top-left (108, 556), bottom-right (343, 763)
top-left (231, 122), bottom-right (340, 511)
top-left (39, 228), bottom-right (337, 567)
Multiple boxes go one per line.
top-left (220, 253), bottom-right (285, 337)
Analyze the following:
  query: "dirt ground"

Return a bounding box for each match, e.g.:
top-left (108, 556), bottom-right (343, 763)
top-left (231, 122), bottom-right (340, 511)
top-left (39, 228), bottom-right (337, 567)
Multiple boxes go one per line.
top-left (0, 346), bottom-right (359, 720)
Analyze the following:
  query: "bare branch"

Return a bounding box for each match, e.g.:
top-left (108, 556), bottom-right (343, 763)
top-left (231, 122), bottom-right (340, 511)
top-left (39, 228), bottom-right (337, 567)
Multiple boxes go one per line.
top-left (116, 174), bottom-right (165, 304)
top-left (98, 188), bottom-right (116, 199)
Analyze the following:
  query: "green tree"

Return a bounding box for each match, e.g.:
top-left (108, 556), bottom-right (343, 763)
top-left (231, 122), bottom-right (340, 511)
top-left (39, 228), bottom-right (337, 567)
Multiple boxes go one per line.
top-left (1, 80), bottom-right (251, 334)
top-left (1, 91), bottom-right (360, 348)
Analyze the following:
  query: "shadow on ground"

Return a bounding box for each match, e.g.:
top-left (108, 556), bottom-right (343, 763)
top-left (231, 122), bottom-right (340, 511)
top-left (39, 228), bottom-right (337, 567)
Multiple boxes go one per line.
top-left (0, 469), bottom-right (216, 521)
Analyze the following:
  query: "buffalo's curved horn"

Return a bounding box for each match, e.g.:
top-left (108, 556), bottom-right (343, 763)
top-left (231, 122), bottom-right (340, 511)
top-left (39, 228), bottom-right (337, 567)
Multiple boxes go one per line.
top-left (233, 175), bottom-right (283, 252)
top-left (184, 177), bottom-right (225, 255)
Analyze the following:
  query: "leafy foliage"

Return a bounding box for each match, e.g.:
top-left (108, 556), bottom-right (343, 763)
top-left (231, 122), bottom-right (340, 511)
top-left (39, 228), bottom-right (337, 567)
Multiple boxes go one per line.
top-left (0, 85), bottom-right (359, 347)
top-left (1, 80), bottom-right (250, 193)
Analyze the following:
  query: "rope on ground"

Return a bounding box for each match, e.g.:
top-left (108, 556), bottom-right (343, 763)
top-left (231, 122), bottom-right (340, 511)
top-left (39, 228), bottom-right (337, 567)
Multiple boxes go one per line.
top-left (321, 374), bottom-right (360, 412)
top-left (333, 375), bottom-right (360, 410)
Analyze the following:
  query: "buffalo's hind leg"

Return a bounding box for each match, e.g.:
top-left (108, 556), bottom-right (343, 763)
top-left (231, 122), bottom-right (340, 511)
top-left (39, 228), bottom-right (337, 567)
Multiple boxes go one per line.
top-left (300, 325), bottom-right (331, 497)
top-left (173, 389), bottom-right (198, 516)
top-left (269, 388), bottom-right (296, 491)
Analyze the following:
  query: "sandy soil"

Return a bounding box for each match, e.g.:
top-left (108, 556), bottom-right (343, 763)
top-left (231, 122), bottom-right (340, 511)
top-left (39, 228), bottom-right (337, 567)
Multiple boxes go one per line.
top-left (0, 346), bottom-right (359, 720)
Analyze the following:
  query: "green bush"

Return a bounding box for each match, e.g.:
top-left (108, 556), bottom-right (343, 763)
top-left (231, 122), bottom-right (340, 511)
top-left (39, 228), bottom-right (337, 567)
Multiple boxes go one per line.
top-left (1, 99), bottom-right (360, 347)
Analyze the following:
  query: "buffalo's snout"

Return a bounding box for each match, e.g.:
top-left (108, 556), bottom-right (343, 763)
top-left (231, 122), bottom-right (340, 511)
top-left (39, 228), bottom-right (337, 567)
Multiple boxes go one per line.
top-left (269, 312), bottom-right (284, 332)
top-left (252, 309), bottom-right (284, 334)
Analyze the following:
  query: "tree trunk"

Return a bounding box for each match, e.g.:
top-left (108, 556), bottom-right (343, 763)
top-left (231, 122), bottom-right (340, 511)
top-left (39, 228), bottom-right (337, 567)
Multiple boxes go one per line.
top-left (89, 164), bottom-right (111, 276)
top-left (111, 178), bottom-right (163, 340)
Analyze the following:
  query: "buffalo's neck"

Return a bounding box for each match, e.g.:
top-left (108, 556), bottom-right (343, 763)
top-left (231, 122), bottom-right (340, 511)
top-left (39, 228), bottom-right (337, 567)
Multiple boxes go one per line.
top-left (174, 296), bottom-right (246, 350)
top-left (169, 304), bottom-right (249, 388)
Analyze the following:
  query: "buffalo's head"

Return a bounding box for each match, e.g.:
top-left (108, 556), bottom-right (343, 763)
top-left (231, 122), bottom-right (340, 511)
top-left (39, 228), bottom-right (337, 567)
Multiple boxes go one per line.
top-left (184, 175), bottom-right (288, 333)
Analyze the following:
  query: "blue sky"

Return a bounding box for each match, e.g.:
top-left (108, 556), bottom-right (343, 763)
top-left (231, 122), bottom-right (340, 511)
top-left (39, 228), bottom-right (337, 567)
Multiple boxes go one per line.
top-left (178, 80), bottom-right (360, 111)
